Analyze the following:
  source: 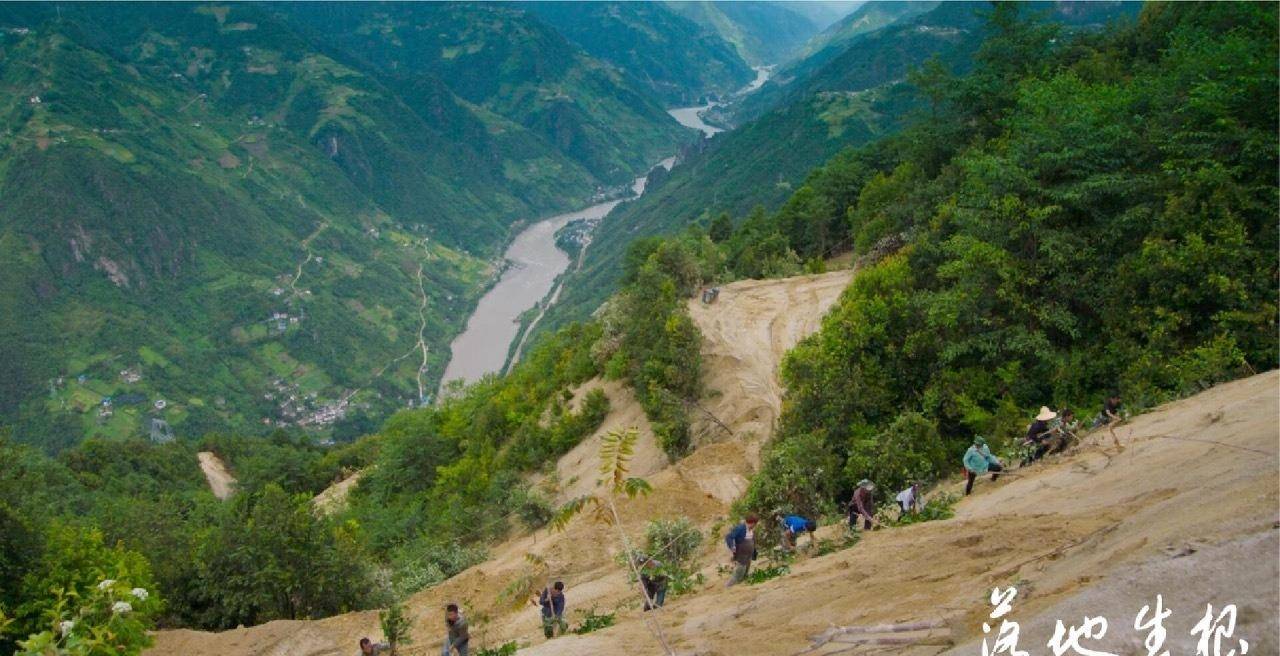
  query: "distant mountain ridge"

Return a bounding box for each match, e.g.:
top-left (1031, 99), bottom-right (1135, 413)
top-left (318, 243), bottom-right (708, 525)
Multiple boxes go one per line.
top-left (662, 0), bottom-right (822, 66)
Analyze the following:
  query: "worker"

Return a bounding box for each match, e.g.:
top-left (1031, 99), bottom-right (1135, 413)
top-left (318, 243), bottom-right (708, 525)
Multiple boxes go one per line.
top-left (895, 481), bottom-right (923, 516)
top-left (357, 638), bottom-right (391, 656)
top-left (441, 604), bottom-right (470, 656)
top-left (963, 436), bottom-right (1004, 495)
top-left (847, 480), bottom-right (878, 530)
top-left (1092, 393), bottom-right (1125, 449)
top-left (1022, 406), bottom-right (1057, 464)
top-left (636, 555), bottom-right (668, 610)
top-left (724, 514), bottom-right (759, 587)
top-left (532, 581), bottom-right (567, 639)
top-left (777, 513), bottom-right (817, 552)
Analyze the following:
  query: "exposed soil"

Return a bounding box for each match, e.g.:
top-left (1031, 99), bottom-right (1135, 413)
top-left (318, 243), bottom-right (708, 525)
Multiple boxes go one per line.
top-left (197, 451), bottom-right (235, 500)
top-left (151, 272), bottom-right (1278, 656)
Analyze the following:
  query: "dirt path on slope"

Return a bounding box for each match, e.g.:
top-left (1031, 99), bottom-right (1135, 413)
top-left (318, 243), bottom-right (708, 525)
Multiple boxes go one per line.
top-left (197, 451), bottom-right (235, 500)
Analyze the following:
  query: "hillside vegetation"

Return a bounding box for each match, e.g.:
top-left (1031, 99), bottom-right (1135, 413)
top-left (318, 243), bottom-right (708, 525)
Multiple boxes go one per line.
top-left (0, 3), bottom-right (1275, 655)
top-left (0, 2), bottom-right (692, 448)
top-left (543, 2), bottom-right (1146, 338)
top-left (661, 0), bottom-right (821, 66)
top-left (521, 1), bottom-right (755, 106)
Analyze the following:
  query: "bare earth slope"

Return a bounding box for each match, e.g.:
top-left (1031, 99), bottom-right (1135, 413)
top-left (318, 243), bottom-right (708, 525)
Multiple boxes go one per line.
top-left (197, 451), bottom-right (236, 501)
top-left (151, 271), bottom-right (1278, 656)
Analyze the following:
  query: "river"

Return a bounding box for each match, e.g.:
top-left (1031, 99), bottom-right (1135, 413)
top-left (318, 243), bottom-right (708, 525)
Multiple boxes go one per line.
top-left (663, 66), bottom-right (772, 138)
top-left (438, 168), bottom-right (666, 391)
top-left (438, 66), bottom-right (772, 393)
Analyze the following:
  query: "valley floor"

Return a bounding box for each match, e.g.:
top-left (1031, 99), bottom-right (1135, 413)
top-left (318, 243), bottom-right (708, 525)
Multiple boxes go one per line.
top-left (149, 270), bottom-right (1278, 656)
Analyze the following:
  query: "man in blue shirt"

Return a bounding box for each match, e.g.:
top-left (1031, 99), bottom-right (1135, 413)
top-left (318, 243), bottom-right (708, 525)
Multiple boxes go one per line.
top-left (778, 514), bottom-right (817, 552)
top-left (533, 581), bottom-right (567, 639)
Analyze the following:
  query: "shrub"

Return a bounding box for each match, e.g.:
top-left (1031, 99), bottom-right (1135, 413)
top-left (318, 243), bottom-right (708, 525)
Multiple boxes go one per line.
top-left (16, 575), bottom-right (161, 656)
top-left (843, 412), bottom-right (951, 496)
top-left (571, 607), bottom-right (615, 635)
top-left (740, 432), bottom-right (841, 519)
top-left (378, 600), bottom-right (412, 654)
top-left (475, 642), bottom-right (518, 656)
top-left (882, 492), bottom-right (958, 527)
top-left (512, 488), bottom-right (555, 531)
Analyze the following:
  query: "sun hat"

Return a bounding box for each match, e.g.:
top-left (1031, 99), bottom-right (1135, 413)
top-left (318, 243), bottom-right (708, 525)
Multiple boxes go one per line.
top-left (1036, 406), bottom-right (1057, 421)
top-left (857, 479), bottom-right (875, 489)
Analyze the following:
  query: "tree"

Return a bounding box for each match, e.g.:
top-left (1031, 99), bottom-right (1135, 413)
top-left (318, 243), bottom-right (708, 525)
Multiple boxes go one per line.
top-left (708, 212), bottom-right (733, 243)
top-left (379, 600), bottom-right (413, 655)
top-left (549, 428), bottom-right (671, 654)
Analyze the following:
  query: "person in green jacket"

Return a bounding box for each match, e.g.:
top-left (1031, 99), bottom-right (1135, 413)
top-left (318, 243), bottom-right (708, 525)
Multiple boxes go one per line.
top-left (963, 436), bottom-right (1004, 495)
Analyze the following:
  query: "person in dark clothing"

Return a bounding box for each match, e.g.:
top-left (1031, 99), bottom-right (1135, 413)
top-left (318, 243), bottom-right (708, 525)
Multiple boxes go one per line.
top-left (1092, 394), bottom-right (1125, 449)
top-left (358, 638), bottom-right (391, 656)
top-left (724, 514), bottom-right (759, 587)
top-left (533, 581), bottom-right (567, 638)
top-left (847, 480), bottom-right (878, 530)
top-left (442, 604), bottom-right (469, 656)
top-left (636, 555), bottom-right (668, 610)
top-left (1046, 408), bottom-right (1079, 455)
top-left (1022, 406), bottom-right (1057, 465)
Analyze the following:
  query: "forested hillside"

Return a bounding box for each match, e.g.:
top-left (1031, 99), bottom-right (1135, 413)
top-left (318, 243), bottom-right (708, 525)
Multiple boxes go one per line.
top-left (539, 0), bottom-right (1142, 340)
top-left (0, 3), bottom-right (1275, 655)
top-left (0, 2), bottom-right (691, 449)
top-left (274, 2), bottom-right (691, 184)
top-left (662, 0), bottom-right (820, 66)
top-left (745, 0), bottom-right (1278, 511)
top-left (521, 1), bottom-right (755, 105)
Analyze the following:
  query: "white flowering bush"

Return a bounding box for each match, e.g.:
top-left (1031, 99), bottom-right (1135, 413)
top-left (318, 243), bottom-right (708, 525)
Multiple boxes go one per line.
top-left (17, 579), bottom-right (160, 656)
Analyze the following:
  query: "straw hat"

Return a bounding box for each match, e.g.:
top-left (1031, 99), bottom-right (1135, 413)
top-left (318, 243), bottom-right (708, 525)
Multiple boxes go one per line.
top-left (1036, 406), bottom-right (1057, 421)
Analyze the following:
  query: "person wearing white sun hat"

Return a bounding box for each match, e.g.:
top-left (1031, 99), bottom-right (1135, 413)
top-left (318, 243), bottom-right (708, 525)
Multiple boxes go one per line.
top-left (1022, 406), bottom-right (1058, 464)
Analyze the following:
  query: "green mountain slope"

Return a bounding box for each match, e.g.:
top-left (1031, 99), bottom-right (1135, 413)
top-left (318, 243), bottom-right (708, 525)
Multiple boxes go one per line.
top-left (662, 0), bottom-right (820, 66)
top-left (520, 1), bottom-right (755, 106)
top-left (0, 2), bottom-right (689, 450)
top-left (273, 2), bottom-right (691, 184)
top-left (780, 1), bottom-right (941, 97)
top-left (538, 0), bottom-right (1142, 339)
top-left (777, 0), bottom-right (866, 31)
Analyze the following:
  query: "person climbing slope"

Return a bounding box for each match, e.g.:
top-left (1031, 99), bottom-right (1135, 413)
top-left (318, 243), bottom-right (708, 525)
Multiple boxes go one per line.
top-left (1092, 393), bottom-right (1125, 449)
top-left (441, 604), bottom-right (470, 656)
top-left (963, 436), bottom-right (1004, 495)
top-left (777, 513), bottom-right (817, 552)
top-left (724, 514), bottom-right (759, 587)
top-left (1022, 406), bottom-right (1057, 465)
top-left (357, 638), bottom-right (391, 656)
top-left (847, 479), bottom-right (878, 530)
top-left (531, 581), bottom-right (567, 639)
top-left (636, 554), bottom-right (668, 610)
top-left (895, 481), bottom-right (923, 516)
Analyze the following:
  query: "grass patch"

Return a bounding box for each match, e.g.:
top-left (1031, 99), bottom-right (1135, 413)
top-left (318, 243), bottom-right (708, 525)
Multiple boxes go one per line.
top-left (571, 607), bottom-right (615, 635)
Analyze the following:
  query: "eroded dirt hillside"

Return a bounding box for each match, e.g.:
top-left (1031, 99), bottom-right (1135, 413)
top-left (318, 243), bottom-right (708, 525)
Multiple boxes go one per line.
top-left (150, 271), bottom-right (1278, 656)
